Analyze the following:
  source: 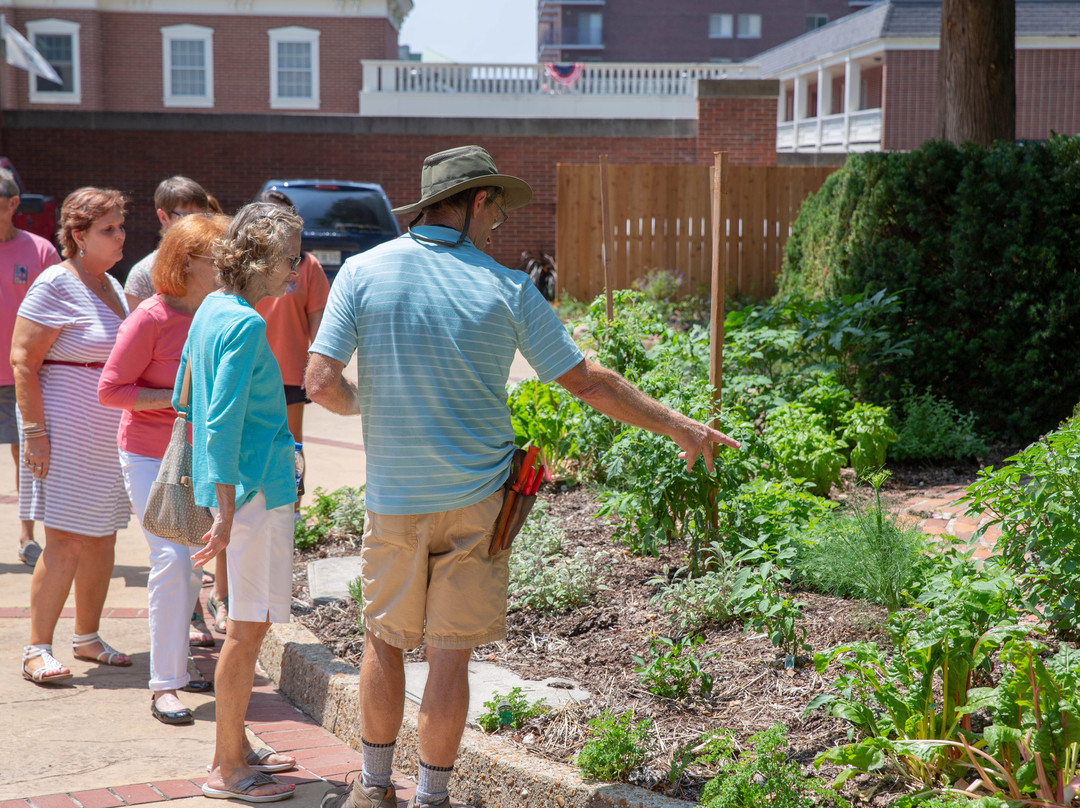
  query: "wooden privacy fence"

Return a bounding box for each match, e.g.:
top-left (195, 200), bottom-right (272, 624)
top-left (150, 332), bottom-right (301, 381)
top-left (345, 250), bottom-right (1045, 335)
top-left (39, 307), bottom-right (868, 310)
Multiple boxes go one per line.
top-left (556, 162), bottom-right (837, 302)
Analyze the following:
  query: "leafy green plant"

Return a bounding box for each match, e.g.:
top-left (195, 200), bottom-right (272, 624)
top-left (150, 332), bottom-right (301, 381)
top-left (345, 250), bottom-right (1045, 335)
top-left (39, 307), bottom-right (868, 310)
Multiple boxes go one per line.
top-left (764, 403), bottom-right (847, 496)
top-left (651, 565), bottom-right (739, 633)
top-left (508, 500), bottom-right (605, 613)
top-left (294, 485), bottom-right (366, 550)
top-left (891, 385), bottom-right (988, 462)
top-left (576, 709), bottom-right (654, 782)
top-left (476, 686), bottom-right (548, 733)
top-left (714, 477), bottom-right (835, 560)
top-left (945, 641), bottom-right (1080, 807)
top-left (505, 379), bottom-right (583, 480)
top-left (797, 470), bottom-right (929, 612)
top-left (631, 634), bottom-right (716, 699)
top-left (962, 416), bottom-right (1080, 638)
top-left (732, 535), bottom-right (809, 661)
top-left (809, 589), bottom-right (1030, 787)
top-left (694, 724), bottom-right (850, 808)
top-left (841, 402), bottom-right (898, 475)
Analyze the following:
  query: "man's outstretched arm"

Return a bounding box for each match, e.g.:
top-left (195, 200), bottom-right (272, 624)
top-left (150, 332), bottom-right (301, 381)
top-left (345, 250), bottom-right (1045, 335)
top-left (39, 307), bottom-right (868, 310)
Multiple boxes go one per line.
top-left (305, 352), bottom-right (361, 416)
top-left (555, 358), bottom-right (740, 472)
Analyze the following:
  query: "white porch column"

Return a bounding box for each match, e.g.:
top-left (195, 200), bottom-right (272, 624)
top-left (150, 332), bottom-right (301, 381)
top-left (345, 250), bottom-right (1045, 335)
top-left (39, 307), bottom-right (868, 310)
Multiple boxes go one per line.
top-left (792, 73), bottom-right (804, 153)
top-left (815, 63), bottom-right (826, 152)
top-left (843, 56), bottom-right (859, 149)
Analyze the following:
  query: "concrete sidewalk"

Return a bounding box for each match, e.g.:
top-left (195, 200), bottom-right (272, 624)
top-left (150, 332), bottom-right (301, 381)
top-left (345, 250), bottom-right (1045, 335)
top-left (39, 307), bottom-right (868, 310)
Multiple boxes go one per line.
top-left (1, 354), bottom-right (540, 808)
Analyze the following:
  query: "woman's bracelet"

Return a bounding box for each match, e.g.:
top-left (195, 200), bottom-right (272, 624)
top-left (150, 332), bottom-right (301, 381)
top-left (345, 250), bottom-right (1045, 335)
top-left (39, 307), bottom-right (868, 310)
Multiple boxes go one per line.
top-left (22, 422), bottom-right (45, 431)
top-left (23, 429), bottom-right (47, 439)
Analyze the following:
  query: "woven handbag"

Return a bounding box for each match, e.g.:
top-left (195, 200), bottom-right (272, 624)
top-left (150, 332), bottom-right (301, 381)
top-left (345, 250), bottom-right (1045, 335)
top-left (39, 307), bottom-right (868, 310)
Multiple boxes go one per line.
top-left (142, 362), bottom-right (213, 547)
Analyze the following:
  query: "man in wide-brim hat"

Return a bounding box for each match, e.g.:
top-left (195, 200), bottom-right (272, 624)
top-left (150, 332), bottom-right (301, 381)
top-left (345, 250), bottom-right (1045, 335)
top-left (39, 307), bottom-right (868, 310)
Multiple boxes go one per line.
top-left (307, 145), bottom-right (739, 808)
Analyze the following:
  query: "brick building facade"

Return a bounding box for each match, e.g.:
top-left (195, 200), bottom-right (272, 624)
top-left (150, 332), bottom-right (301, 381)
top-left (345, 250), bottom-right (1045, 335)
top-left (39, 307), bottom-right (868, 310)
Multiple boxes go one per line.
top-left (756, 0), bottom-right (1080, 155)
top-left (538, 0), bottom-right (874, 63)
top-left (2, 81), bottom-right (778, 276)
top-left (1, 0), bottom-right (409, 116)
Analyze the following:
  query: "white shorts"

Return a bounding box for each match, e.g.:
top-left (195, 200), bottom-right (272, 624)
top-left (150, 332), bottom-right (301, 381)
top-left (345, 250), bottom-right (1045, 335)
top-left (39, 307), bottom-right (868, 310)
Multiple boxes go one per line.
top-left (215, 490), bottom-right (294, 624)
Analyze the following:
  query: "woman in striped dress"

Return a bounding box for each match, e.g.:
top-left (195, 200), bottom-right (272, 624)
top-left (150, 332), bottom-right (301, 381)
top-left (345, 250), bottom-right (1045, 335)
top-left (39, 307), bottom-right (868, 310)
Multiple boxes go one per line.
top-left (12, 187), bottom-right (133, 684)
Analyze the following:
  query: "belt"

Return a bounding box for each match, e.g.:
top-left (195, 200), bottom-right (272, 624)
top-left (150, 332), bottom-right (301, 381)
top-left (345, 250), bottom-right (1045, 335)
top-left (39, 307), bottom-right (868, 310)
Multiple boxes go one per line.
top-left (42, 360), bottom-right (106, 369)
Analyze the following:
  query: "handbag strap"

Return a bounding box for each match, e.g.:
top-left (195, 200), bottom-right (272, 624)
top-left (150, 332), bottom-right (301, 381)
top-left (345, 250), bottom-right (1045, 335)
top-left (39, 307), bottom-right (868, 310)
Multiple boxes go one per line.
top-left (177, 360), bottom-right (192, 417)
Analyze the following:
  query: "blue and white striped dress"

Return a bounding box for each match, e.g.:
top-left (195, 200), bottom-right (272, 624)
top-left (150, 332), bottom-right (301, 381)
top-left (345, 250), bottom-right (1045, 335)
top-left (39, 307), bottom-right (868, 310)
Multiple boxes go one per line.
top-left (17, 266), bottom-right (131, 535)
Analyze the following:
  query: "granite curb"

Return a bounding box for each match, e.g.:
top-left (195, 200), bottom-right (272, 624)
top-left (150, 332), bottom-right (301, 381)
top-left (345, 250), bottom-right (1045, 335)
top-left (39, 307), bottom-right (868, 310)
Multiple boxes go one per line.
top-left (258, 620), bottom-right (692, 808)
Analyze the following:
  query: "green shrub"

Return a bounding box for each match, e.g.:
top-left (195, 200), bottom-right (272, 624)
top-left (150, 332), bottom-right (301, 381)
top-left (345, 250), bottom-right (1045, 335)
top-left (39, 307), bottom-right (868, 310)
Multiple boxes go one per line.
top-left (763, 403), bottom-right (846, 496)
top-left (476, 686), bottom-right (548, 733)
top-left (505, 379), bottom-right (583, 480)
top-left (840, 402), bottom-right (898, 474)
top-left (962, 416), bottom-right (1080, 638)
top-left (890, 385), bottom-right (988, 462)
top-left (576, 709), bottom-right (654, 782)
top-left (778, 136), bottom-right (1080, 441)
top-left (714, 477), bottom-right (835, 560)
top-left (631, 634), bottom-right (716, 699)
top-left (796, 471), bottom-right (930, 612)
top-left (508, 500), bottom-right (604, 613)
top-left (294, 486), bottom-right (366, 550)
top-left (651, 567), bottom-right (740, 633)
top-left (696, 724), bottom-right (850, 808)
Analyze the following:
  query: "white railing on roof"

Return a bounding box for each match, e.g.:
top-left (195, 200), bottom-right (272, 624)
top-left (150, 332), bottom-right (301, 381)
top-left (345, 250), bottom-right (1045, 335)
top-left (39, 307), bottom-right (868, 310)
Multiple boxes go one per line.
top-left (359, 60), bottom-right (760, 119)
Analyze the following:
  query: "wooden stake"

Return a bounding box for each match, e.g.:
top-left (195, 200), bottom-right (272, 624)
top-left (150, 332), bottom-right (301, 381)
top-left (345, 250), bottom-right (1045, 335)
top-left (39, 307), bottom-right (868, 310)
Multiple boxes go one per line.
top-left (709, 152), bottom-right (729, 429)
top-left (599, 154), bottom-right (615, 322)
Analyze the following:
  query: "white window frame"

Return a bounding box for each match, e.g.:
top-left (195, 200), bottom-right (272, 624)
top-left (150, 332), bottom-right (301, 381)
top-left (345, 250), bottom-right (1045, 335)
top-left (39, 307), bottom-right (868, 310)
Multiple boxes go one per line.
top-left (709, 14), bottom-right (733, 39)
top-left (268, 26), bottom-right (320, 110)
top-left (26, 18), bottom-right (81, 105)
top-left (736, 13), bottom-right (762, 39)
top-left (161, 24), bottom-right (214, 108)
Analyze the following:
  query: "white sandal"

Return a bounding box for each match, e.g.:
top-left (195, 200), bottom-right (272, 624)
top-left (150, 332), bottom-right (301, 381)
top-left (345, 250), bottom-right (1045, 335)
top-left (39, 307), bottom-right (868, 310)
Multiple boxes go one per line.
top-left (72, 632), bottom-right (132, 667)
top-left (22, 644), bottom-right (73, 683)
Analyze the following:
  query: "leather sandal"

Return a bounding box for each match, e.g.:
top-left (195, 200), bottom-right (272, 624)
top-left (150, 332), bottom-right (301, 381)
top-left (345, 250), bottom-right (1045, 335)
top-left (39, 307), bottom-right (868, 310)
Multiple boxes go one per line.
top-left (22, 644), bottom-right (73, 684)
top-left (189, 611), bottom-right (215, 647)
top-left (18, 539), bottom-right (42, 567)
top-left (72, 632), bottom-right (132, 667)
top-left (208, 595), bottom-right (229, 634)
top-left (201, 771), bottom-right (294, 803)
top-left (151, 693), bottom-right (194, 725)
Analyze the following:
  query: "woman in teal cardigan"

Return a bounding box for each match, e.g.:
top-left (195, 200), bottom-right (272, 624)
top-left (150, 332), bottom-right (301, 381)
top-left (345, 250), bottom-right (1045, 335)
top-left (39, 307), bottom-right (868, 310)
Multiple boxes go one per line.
top-left (176, 202), bottom-right (303, 803)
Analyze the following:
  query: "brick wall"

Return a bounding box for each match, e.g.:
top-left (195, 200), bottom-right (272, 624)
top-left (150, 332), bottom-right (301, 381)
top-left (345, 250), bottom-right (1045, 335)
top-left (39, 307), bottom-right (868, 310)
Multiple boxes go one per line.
top-left (4, 86), bottom-right (776, 274)
top-left (2, 11), bottom-right (395, 115)
top-left (882, 48), bottom-right (1080, 151)
top-left (696, 80), bottom-right (781, 165)
top-left (552, 0), bottom-right (861, 63)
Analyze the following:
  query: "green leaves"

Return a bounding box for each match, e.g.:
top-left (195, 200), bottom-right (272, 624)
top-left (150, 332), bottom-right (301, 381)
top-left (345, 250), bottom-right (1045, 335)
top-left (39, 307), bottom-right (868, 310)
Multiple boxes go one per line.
top-left (476, 686), bottom-right (548, 734)
top-left (962, 416), bottom-right (1080, 636)
top-left (631, 634), bottom-right (716, 699)
top-left (576, 709), bottom-right (654, 782)
top-left (505, 379), bottom-right (583, 480)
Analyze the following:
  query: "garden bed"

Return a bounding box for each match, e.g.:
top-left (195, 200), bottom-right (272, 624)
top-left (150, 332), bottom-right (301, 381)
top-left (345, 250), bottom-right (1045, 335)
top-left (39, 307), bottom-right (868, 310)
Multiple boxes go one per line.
top-left (290, 465), bottom-right (985, 806)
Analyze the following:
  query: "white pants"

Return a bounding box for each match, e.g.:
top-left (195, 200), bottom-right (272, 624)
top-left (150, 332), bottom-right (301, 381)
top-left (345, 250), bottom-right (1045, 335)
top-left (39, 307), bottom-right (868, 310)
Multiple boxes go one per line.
top-left (213, 490), bottom-right (293, 624)
top-left (120, 449), bottom-right (202, 692)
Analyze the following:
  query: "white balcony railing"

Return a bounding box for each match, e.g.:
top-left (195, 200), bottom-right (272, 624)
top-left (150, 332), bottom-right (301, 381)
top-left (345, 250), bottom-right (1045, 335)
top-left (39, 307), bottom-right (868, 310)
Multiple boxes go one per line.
top-left (776, 107), bottom-right (882, 153)
top-left (359, 60), bottom-right (759, 119)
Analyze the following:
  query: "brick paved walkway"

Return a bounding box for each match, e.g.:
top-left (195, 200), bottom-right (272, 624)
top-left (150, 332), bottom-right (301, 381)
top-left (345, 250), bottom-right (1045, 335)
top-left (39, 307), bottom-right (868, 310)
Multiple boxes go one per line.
top-left (895, 482), bottom-right (1000, 560)
top-left (0, 586), bottom-right (441, 808)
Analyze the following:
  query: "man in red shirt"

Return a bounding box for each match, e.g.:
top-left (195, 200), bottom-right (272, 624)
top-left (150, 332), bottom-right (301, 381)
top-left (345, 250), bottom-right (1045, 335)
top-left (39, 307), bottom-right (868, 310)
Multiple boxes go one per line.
top-left (0, 167), bottom-right (60, 566)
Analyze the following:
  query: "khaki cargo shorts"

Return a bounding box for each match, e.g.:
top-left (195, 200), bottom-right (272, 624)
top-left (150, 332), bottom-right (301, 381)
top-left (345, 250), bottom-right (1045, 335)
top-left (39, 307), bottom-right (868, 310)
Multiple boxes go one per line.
top-left (359, 490), bottom-right (507, 650)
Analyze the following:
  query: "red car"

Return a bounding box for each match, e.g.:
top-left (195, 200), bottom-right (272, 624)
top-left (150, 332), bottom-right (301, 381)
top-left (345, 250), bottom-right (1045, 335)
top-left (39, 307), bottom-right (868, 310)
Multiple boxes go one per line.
top-left (1, 157), bottom-right (58, 245)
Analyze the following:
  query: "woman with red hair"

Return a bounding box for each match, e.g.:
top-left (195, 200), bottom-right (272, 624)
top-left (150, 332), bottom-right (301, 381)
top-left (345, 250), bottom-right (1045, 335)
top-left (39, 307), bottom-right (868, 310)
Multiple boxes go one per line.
top-left (12, 187), bottom-right (133, 683)
top-left (99, 213), bottom-right (234, 724)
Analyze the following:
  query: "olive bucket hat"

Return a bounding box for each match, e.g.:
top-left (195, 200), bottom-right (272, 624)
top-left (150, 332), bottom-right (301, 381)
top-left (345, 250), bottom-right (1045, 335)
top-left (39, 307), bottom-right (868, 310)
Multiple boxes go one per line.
top-left (392, 145), bottom-right (532, 216)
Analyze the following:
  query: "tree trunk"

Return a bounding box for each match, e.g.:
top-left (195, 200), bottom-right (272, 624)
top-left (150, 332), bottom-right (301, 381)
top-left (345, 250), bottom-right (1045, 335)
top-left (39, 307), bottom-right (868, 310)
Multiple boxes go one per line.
top-left (937, 0), bottom-right (1016, 146)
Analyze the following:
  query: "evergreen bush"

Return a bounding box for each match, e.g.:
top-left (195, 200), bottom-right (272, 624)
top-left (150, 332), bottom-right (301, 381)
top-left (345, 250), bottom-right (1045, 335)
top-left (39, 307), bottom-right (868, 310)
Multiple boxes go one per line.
top-left (778, 135), bottom-right (1080, 441)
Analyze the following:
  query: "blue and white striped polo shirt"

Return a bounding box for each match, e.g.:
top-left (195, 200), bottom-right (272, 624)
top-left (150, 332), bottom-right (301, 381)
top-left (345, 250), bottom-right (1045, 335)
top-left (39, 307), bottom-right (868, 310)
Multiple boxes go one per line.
top-left (310, 226), bottom-right (583, 515)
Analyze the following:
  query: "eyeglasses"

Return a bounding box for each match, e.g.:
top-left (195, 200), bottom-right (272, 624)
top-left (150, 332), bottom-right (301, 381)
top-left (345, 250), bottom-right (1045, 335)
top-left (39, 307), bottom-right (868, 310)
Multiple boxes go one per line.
top-left (287, 254), bottom-right (302, 269)
top-left (170, 209), bottom-right (210, 219)
top-left (190, 254), bottom-right (215, 262)
top-left (491, 200), bottom-right (508, 231)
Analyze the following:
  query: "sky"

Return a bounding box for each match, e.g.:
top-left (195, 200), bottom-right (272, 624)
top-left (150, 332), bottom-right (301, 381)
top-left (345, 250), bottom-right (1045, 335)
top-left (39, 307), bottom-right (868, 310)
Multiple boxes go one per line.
top-left (398, 0), bottom-right (539, 64)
